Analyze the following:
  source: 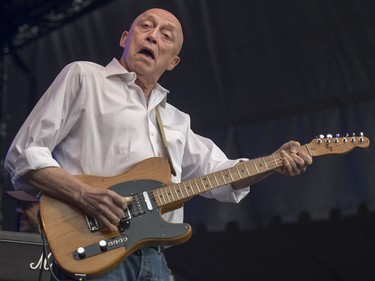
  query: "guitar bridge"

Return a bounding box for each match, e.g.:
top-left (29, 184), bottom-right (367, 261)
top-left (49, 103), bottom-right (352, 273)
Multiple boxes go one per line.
top-left (85, 214), bottom-right (100, 232)
top-left (85, 208), bottom-right (132, 232)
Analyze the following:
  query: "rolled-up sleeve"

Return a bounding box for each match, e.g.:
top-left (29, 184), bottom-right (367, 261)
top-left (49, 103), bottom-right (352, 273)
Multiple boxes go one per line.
top-left (12, 147), bottom-right (60, 182)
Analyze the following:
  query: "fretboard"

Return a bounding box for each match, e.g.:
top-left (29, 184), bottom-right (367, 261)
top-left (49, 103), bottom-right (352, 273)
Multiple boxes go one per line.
top-left (152, 146), bottom-right (308, 207)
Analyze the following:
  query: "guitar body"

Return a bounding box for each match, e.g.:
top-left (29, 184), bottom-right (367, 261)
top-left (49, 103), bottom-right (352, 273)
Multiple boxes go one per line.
top-left (40, 158), bottom-right (192, 278)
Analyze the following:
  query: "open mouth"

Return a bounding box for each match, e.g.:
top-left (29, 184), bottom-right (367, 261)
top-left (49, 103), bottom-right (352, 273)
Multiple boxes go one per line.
top-left (139, 48), bottom-right (155, 60)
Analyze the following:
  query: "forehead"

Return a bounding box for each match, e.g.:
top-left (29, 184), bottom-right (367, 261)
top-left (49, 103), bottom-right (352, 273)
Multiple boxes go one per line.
top-left (135, 10), bottom-right (181, 30)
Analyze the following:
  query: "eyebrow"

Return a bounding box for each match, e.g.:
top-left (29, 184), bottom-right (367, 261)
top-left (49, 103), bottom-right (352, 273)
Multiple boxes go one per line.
top-left (140, 14), bottom-right (178, 32)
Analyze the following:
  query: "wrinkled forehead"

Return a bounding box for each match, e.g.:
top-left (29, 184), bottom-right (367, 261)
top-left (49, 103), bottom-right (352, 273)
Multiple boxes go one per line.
top-left (133, 9), bottom-right (183, 36)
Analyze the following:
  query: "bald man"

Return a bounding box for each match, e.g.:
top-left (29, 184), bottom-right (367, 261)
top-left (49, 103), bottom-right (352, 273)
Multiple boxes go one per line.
top-left (5, 8), bottom-right (312, 281)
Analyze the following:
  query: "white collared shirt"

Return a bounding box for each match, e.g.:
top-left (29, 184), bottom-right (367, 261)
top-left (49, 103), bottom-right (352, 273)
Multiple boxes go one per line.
top-left (4, 58), bottom-right (249, 223)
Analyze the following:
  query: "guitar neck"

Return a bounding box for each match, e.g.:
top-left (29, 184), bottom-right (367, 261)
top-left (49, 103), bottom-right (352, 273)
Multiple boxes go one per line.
top-left (152, 134), bottom-right (370, 208)
top-left (152, 149), bottom-right (294, 207)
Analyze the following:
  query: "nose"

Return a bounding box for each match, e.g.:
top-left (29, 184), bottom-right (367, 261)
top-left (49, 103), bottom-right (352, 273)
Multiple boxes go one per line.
top-left (146, 34), bottom-right (157, 44)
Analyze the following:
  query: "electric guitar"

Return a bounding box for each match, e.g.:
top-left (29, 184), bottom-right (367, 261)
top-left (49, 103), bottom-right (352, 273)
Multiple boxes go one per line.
top-left (39, 134), bottom-right (370, 278)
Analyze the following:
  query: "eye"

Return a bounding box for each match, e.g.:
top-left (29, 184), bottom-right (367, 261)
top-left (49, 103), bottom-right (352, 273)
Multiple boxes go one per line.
top-left (140, 21), bottom-right (152, 29)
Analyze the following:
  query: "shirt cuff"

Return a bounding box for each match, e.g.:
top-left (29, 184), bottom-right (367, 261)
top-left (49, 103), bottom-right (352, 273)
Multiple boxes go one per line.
top-left (12, 146), bottom-right (60, 183)
top-left (204, 184), bottom-right (250, 203)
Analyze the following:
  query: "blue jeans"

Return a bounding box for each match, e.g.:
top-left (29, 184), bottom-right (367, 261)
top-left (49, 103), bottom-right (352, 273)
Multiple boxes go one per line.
top-left (51, 247), bottom-right (172, 281)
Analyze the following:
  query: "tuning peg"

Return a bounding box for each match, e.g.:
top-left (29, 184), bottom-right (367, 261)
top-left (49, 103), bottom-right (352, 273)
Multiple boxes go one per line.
top-left (343, 133), bottom-right (348, 143)
top-left (359, 132), bottom-right (364, 143)
top-left (326, 134), bottom-right (333, 143)
top-left (334, 134), bottom-right (340, 143)
top-left (351, 133), bottom-right (356, 142)
top-left (316, 134), bottom-right (324, 144)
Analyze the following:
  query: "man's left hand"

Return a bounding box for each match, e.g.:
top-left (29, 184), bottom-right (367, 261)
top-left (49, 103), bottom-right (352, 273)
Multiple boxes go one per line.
top-left (275, 141), bottom-right (313, 176)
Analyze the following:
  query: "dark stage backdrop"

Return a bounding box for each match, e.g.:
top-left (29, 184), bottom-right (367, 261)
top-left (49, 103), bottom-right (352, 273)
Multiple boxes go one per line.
top-left (1, 0), bottom-right (374, 243)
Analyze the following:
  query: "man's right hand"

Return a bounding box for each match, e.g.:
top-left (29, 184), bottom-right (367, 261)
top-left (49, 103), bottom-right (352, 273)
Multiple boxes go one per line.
top-left (79, 187), bottom-right (128, 231)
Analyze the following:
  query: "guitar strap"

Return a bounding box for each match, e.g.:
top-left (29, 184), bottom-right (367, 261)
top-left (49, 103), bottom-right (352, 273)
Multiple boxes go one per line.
top-left (155, 105), bottom-right (177, 177)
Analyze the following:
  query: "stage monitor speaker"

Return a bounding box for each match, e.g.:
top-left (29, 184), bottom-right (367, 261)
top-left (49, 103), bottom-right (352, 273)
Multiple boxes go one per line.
top-left (0, 230), bottom-right (51, 281)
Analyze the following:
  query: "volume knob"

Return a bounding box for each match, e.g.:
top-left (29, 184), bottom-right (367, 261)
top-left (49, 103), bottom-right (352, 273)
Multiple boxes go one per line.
top-left (99, 240), bottom-right (107, 251)
top-left (77, 247), bottom-right (86, 258)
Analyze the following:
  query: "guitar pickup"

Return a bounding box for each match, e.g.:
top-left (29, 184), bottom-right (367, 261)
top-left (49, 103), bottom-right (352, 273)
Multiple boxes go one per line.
top-left (128, 194), bottom-right (148, 217)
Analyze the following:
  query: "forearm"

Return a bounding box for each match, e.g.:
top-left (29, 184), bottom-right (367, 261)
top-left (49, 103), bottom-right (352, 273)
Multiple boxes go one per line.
top-left (21, 167), bottom-right (90, 205)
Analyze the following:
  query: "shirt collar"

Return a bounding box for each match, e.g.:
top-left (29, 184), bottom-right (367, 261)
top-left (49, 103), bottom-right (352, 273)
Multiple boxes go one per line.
top-left (105, 58), bottom-right (135, 80)
top-left (105, 58), bottom-right (169, 108)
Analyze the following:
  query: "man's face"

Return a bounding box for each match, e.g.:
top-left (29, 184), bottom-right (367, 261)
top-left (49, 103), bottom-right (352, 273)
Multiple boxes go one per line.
top-left (16, 202), bottom-right (39, 233)
top-left (120, 9), bottom-right (183, 82)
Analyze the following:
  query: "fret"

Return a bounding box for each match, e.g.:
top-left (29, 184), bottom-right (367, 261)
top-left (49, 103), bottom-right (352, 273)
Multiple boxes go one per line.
top-left (234, 166), bottom-right (242, 180)
top-left (199, 177), bottom-right (207, 191)
top-left (220, 171), bottom-right (228, 184)
top-left (170, 185), bottom-right (177, 202)
top-left (189, 179), bottom-right (199, 195)
top-left (227, 169), bottom-right (234, 182)
top-left (189, 181), bottom-right (196, 196)
top-left (235, 165), bottom-right (245, 180)
top-left (153, 190), bottom-right (160, 205)
top-left (244, 162), bottom-right (251, 176)
top-left (216, 172), bottom-right (226, 186)
top-left (193, 178), bottom-right (201, 193)
top-left (272, 154), bottom-right (278, 168)
top-left (184, 180), bottom-right (192, 196)
top-left (174, 184), bottom-right (181, 200)
top-left (204, 176), bottom-right (213, 190)
top-left (262, 158), bottom-right (269, 170)
top-left (158, 188), bottom-right (167, 205)
top-left (213, 173), bottom-right (220, 187)
top-left (182, 181), bottom-right (192, 197)
top-left (166, 186), bottom-right (174, 203)
top-left (304, 144), bottom-right (313, 156)
top-left (179, 182), bottom-right (187, 198)
top-left (163, 188), bottom-right (169, 204)
top-left (253, 161), bottom-right (260, 174)
top-left (207, 174), bottom-right (217, 189)
top-left (206, 175), bottom-right (213, 189)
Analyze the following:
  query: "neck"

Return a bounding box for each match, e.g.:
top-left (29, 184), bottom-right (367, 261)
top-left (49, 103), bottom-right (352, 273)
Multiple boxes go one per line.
top-left (135, 76), bottom-right (156, 102)
top-left (118, 58), bottom-right (157, 102)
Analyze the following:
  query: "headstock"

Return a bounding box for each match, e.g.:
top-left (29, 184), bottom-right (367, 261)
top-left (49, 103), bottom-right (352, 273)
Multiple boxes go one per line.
top-left (306, 133), bottom-right (370, 157)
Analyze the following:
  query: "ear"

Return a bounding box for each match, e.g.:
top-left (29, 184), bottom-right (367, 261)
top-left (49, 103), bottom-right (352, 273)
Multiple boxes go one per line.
top-left (167, 56), bottom-right (180, 71)
top-left (119, 31), bottom-right (129, 48)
